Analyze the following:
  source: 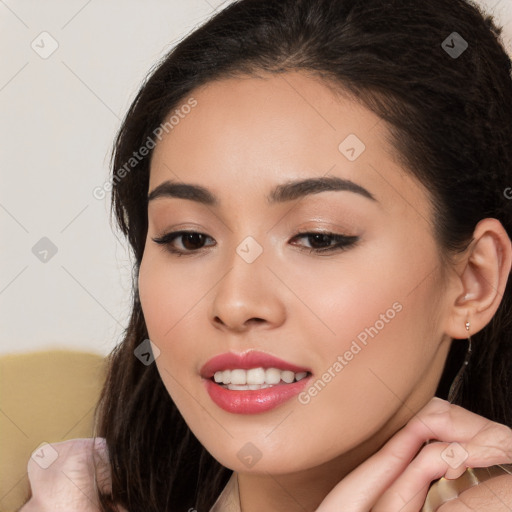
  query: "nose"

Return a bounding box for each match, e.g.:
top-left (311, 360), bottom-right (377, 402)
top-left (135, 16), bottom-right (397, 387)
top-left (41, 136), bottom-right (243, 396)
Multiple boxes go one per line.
top-left (209, 244), bottom-right (286, 333)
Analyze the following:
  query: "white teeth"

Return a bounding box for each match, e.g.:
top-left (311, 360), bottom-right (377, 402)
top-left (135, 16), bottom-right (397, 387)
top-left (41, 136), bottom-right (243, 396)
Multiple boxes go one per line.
top-left (247, 367), bottom-right (266, 385)
top-left (212, 367), bottom-right (309, 386)
top-left (227, 384), bottom-right (248, 390)
top-left (230, 369), bottom-right (246, 385)
top-left (227, 383), bottom-right (272, 390)
top-left (265, 367), bottom-right (282, 384)
top-left (281, 370), bottom-right (295, 383)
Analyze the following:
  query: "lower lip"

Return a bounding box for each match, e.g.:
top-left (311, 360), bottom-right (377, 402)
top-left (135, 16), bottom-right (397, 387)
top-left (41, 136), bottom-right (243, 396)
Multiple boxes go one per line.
top-left (203, 376), bottom-right (311, 414)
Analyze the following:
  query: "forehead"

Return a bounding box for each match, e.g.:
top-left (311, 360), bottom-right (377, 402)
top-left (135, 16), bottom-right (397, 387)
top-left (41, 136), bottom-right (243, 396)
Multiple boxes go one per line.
top-left (150, 71), bottom-right (385, 174)
top-left (148, 71), bottom-right (431, 221)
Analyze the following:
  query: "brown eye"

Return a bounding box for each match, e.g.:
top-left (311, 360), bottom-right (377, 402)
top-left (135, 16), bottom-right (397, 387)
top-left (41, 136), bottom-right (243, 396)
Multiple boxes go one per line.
top-left (180, 233), bottom-right (207, 250)
top-left (290, 232), bottom-right (359, 254)
top-left (152, 231), bottom-right (215, 255)
top-left (306, 233), bottom-right (335, 249)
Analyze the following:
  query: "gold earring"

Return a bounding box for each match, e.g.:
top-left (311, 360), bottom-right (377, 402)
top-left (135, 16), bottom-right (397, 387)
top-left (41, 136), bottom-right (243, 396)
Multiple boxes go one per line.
top-left (447, 319), bottom-right (473, 402)
top-left (465, 320), bottom-right (472, 363)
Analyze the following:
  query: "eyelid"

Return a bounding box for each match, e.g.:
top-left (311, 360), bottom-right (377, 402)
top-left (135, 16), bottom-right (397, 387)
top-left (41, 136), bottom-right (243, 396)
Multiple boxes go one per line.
top-left (151, 229), bottom-right (360, 256)
top-left (151, 230), bottom-right (216, 254)
top-left (290, 231), bottom-right (359, 254)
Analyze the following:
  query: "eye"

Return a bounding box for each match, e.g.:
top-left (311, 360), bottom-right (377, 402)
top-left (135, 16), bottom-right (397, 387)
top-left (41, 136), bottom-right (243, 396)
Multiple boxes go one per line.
top-left (152, 230), bottom-right (359, 256)
top-left (152, 231), bottom-right (215, 256)
top-left (289, 232), bottom-right (359, 254)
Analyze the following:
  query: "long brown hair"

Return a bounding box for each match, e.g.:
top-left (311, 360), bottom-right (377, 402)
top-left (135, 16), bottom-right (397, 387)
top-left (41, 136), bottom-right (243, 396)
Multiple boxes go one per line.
top-left (93, 0), bottom-right (512, 510)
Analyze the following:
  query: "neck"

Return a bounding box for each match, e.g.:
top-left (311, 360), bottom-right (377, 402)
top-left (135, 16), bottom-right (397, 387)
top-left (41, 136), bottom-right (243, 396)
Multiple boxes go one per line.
top-left (236, 399), bottom-right (418, 512)
top-left (237, 463), bottom-right (348, 511)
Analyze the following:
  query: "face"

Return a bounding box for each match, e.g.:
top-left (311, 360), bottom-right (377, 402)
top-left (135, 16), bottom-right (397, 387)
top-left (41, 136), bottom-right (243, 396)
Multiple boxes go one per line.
top-left (138, 71), bottom-right (454, 476)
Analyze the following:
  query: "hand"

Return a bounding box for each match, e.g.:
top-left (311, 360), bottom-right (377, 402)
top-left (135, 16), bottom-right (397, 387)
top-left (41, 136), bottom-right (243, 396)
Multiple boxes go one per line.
top-left (315, 397), bottom-right (512, 512)
top-left (438, 473), bottom-right (512, 511)
top-left (19, 437), bottom-right (120, 512)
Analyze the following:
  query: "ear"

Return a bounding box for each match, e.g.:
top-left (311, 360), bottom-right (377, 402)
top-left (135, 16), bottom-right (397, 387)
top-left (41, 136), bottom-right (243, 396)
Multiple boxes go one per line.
top-left (444, 218), bottom-right (512, 340)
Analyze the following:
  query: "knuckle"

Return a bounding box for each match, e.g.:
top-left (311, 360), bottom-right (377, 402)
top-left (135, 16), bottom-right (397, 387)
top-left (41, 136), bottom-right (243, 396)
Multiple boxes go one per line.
top-left (470, 422), bottom-right (512, 460)
top-left (486, 423), bottom-right (512, 459)
top-left (427, 396), bottom-right (451, 413)
top-left (429, 396), bottom-right (450, 409)
top-left (416, 408), bottom-right (453, 439)
top-left (493, 423), bottom-right (512, 450)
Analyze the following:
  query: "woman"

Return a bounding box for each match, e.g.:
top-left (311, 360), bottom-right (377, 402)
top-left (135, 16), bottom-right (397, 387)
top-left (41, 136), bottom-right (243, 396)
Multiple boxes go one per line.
top-left (20, 0), bottom-right (512, 510)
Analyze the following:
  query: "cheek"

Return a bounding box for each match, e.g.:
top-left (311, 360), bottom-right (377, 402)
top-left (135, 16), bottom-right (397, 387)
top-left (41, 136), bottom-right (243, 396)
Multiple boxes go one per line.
top-left (138, 248), bottom-right (214, 410)
top-left (138, 249), bottom-right (209, 342)
top-left (287, 239), bottom-right (443, 411)
top-left (280, 243), bottom-right (428, 358)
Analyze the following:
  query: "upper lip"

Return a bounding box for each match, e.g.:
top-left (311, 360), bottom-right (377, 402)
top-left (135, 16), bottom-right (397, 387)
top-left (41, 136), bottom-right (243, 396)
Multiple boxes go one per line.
top-left (200, 350), bottom-right (311, 379)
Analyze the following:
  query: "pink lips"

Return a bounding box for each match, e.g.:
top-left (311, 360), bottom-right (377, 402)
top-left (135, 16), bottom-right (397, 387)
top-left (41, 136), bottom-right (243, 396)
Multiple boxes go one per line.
top-left (200, 350), bottom-right (312, 414)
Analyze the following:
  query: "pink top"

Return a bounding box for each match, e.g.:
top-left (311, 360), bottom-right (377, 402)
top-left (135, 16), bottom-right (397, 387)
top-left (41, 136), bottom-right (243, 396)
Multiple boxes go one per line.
top-left (21, 438), bottom-right (240, 512)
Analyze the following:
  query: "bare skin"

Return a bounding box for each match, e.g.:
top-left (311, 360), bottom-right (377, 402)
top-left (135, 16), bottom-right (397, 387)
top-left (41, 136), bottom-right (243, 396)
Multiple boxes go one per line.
top-left (21, 70), bottom-right (512, 512)
top-left (136, 71), bottom-right (512, 511)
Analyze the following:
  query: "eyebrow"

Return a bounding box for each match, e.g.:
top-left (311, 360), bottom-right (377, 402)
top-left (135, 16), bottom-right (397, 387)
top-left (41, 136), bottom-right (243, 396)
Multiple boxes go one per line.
top-left (147, 176), bottom-right (376, 205)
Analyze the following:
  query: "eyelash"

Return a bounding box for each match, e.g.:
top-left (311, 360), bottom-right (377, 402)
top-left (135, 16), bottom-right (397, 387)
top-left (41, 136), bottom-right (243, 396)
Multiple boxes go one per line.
top-left (151, 230), bottom-right (359, 256)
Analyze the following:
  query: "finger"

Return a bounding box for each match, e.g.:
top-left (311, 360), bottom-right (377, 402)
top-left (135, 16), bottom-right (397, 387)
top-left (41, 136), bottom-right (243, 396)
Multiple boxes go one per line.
top-left (458, 422), bottom-right (512, 478)
top-left (407, 400), bottom-right (512, 480)
top-left (315, 401), bottom-right (449, 511)
top-left (315, 398), bottom-right (512, 512)
top-left (437, 474), bottom-right (512, 512)
top-left (316, 441), bottom-right (450, 512)
top-left (373, 441), bottom-right (471, 512)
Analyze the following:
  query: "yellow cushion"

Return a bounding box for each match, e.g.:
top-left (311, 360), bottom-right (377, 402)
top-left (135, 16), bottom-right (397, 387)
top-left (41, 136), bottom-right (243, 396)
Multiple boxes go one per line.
top-left (0, 350), bottom-right (107, 512)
